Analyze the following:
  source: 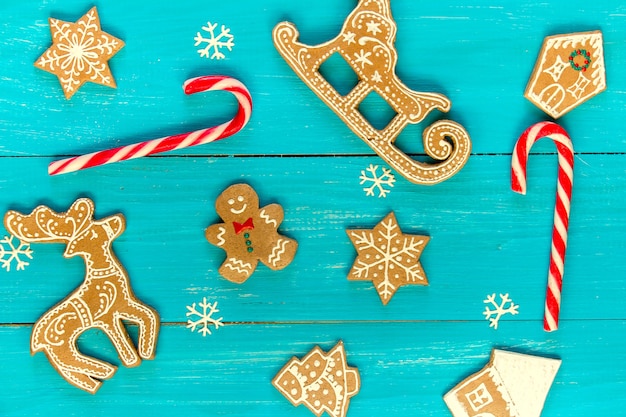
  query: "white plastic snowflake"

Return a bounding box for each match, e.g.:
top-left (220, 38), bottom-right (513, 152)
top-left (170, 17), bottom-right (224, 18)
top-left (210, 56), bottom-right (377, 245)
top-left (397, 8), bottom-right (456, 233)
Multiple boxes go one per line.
top-left (0, 236), bottom-right (33, 272)
top-left (360, 164), bottom-right (396, 198)
top-left (483, 293), bottom-right (519, 329)
top-left (194, 22), bottom-right (234, 59)
top-left (186, 297), bottom-right (224, 336)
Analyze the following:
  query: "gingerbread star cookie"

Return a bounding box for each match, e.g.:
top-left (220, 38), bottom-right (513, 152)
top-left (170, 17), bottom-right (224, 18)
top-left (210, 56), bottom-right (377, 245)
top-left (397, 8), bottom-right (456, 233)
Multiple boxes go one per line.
top-left (35, 7), bottom-right (125, 99)
top-left (347, 212), bottom-right (429, 305)
top-left (205, 184), bottom-right (298, 283)
top-left (273, 341), bottom-right (360, 417)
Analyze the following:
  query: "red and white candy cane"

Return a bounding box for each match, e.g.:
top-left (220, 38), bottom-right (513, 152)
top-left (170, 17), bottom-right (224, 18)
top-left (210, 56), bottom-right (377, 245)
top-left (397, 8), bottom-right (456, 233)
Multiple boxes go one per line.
top-left (511, 121), bottom-right (574, 332)
top-left (48, 75), bottom-right (252, 175)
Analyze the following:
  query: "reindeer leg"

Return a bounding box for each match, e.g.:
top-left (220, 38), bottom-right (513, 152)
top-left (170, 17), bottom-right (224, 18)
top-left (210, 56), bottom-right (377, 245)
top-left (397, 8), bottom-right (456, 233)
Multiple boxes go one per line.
top-left (32, 307), bottom-right (117, 393)
top-left (42, 338), bottom-right (116, 394)
top-left (49, 356), bottom-right (116, 394)
top-left (119, 303), bottom-right (160, 360)
top-left (100, 319), bottom-right (141, 367)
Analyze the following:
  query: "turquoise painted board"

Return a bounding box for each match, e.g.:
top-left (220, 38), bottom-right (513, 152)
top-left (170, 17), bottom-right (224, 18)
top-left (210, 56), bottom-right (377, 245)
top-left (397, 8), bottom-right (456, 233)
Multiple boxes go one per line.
top-left (0, 0), bottom-right (625, 416)
top-left (1, 322), bottom-right (625, 416)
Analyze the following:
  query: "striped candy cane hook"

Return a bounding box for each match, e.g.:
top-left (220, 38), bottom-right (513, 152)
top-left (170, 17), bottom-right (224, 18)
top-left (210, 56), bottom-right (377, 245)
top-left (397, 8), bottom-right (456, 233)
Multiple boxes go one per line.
top-left (49, 75), bottom-right (252, 175)
top-left (511, 121), bottom-right (574, 332)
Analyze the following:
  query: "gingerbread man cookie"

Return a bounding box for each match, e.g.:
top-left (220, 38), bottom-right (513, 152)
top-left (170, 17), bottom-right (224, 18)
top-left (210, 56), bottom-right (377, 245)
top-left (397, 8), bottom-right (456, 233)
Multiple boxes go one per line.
top-left (205, 184), bottom-right (298, 283)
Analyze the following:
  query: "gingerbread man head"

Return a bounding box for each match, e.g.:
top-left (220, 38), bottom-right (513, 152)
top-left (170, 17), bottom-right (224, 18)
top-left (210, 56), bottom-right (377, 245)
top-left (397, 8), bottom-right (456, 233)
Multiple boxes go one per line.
top-left (206, 184), bottom-right (298, 283)
top-left (214, 184), bottom-right (259, 223)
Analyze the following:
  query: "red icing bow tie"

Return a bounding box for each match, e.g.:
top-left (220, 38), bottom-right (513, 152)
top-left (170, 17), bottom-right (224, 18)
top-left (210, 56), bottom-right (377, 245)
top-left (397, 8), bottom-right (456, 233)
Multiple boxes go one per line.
top-left (233, 218), bottom-right (254, 234)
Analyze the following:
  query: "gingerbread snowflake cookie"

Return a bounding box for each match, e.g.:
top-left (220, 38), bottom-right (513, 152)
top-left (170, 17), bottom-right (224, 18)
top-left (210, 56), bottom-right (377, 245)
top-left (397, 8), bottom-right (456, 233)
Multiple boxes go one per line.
top-left (347, 212), bottom-right (430, 305)
top-left (35, 7), bottom-right (125, 99)
top-left (205, 184), bottom-right (298, 283)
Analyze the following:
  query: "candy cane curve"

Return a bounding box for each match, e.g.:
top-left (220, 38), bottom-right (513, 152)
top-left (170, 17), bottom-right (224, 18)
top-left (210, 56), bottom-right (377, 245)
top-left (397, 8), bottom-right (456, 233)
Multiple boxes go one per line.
top-left (511, 121), bottom-right (574, 332)
top-left (48, 75), bottom-right (252, 175)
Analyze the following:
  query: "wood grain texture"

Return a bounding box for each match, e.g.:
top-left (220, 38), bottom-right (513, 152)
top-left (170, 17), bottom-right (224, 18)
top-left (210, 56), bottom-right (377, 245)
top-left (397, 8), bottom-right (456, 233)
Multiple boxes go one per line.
top-left (0, 0), bottom-right (624, 415)
top-left (1, 322), bottom-right (625, 417)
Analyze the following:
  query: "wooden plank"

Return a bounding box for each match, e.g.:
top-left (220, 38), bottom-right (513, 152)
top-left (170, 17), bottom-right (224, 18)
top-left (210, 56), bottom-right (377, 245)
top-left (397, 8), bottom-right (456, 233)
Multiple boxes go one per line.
top-left (0, 0), bottom-right (624, 157)
top-left (0, 154), bottom-right (624, 324)
top-left (0, 321), bottom-right (624, 416)
top-left (1, 1), bottom-right (625, 415)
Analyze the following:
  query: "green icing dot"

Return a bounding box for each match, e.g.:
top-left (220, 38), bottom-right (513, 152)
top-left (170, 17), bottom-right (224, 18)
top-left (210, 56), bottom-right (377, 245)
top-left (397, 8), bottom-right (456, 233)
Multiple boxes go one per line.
top-left (245, 240), bottom-right (252, 246)
top-left (247, 247), bottom-right (254, 253)
top-left (244, 233), bottom-right (250, 238)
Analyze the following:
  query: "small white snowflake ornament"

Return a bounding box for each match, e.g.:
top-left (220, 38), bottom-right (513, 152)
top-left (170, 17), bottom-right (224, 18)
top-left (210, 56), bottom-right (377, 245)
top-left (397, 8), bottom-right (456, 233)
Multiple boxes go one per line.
top-left (186, 297), bottom-right (224, 336)
top-left (360, 164), bottom-right (395, 198)
top-left (483, 293), bottom-right (519, 329)
top-left (194, 22), bottom-right (235, 59)
top-left (0, 236), bottom-right (33, 271)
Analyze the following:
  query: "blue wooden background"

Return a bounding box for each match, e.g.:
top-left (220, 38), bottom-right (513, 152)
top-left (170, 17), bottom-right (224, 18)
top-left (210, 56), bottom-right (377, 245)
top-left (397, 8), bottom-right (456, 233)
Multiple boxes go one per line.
top-left (1, 1), bottom-right (625, 415)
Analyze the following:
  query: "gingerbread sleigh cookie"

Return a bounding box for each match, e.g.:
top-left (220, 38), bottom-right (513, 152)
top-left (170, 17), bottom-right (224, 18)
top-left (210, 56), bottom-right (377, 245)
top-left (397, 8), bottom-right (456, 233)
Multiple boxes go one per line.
top-left (205, 184), bottom-right (298, 283)
top-left (4, 198), bottom-right (159, 394)
top-left (273, 0), bottom-right (471, 185)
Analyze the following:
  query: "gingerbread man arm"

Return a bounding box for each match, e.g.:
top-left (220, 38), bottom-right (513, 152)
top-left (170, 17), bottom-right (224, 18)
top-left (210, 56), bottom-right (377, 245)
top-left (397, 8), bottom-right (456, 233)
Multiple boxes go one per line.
top-left (205, 223), bottom-right (229, 248)
top-left (257, 203), bottom-right (297, 270)
top-left (260, 237), bottom-right (298, 270)
top-left (258, 204), bottom-right (284, 227)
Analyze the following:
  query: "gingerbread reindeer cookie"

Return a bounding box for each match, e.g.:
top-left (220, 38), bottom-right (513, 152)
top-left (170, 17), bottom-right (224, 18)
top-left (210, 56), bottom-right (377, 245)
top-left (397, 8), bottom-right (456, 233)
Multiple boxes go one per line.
top-left (4, 198), bottom-right (159, 394)
top-left (205, 184), bottom-right (298, 283)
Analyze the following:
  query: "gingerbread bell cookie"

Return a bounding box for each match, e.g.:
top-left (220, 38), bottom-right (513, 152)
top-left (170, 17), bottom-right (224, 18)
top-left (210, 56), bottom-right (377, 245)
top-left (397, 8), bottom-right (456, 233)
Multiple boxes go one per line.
top-left (273, 341), bottom-right (360, 417)
top-left (205, 184), bottom-right (298, 283)
top-left (273, 0), bottom-right (471, 185)
top-left (3, 198), bottom-right (159, 394)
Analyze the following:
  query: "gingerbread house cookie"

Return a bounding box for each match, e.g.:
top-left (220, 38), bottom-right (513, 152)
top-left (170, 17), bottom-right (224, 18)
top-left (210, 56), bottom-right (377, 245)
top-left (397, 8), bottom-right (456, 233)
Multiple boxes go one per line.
top-left (444, 349), bottom-right (561, 417)
top-left (525, 31), bottom-right (606, 118)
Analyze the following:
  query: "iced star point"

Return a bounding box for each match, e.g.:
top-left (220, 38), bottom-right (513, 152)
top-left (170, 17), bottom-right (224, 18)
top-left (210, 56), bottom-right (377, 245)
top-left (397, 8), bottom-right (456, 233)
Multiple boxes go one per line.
top-left (35, 7), bottom-right (125, 99)
top-left (366, 20), bottom-right (382, 36)
top-left (342, 31), bottom-right (357, 45)
top-left (346, 212), bottom-right (429, 305)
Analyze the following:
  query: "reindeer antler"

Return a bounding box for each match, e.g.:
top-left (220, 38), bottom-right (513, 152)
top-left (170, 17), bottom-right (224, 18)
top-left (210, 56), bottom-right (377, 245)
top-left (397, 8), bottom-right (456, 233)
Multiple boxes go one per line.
top-left (4, 198), bottom-right (95, 243)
